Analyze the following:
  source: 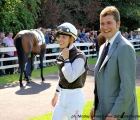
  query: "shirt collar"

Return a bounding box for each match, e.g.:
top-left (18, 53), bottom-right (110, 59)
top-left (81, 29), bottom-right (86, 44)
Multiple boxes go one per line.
top-left (106, 31), bottom-right (120, 45)
top-left (69, 44), bottom-right (74, 50)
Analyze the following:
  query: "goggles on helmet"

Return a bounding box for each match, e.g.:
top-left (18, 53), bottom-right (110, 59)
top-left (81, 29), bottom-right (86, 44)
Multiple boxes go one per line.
top-left (56, 26), bottom-right (76, 37)
top-left (56, 26), bottom-right (71, 33)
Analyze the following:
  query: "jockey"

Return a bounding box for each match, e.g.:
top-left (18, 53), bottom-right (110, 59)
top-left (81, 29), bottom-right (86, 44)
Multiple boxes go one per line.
top-left (51, 22), bottom-right (88, 120)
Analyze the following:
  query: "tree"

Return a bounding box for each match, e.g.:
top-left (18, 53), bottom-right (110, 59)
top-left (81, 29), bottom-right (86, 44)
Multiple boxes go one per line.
top-left (36, 0), bottom-right (102, 30)
top-left (0, 0), bottom-right (41, 34)
top-left (100, 0), bottom-right (140, 31)
top-left (36, 0), bottom-right (59, 28)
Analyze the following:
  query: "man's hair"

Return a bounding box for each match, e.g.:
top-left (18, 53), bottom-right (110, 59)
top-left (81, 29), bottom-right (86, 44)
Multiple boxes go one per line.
top-left (6, 31), bottom-right (13, 36)
top-left (100, 6), bottom-right (120, 22)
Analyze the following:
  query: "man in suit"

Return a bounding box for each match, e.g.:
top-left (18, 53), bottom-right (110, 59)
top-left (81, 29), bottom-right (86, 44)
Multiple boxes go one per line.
top-left (90, 6), bottom-right (138, 120)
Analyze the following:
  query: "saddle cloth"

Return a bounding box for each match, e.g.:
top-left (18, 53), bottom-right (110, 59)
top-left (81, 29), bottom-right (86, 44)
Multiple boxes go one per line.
top-left (31, 29), bottom-right (45, 46)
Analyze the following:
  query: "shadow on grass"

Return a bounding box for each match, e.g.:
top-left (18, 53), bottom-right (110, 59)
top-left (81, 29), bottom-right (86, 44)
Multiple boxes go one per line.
top-left (15, 81), bottom-right (51, 95)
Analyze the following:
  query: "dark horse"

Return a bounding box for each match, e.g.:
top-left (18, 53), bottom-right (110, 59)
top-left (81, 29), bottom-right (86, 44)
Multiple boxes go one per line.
top-left (14, 29), bottom-right (46, 87)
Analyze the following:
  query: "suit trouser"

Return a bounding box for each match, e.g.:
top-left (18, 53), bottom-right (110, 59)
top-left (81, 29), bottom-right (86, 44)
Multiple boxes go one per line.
top-left (52, 88), bottom-right (85, 120)
top-left (94, 104), bottom-right (138, 120)
top-left (94, 103), bottom-right (106, 120)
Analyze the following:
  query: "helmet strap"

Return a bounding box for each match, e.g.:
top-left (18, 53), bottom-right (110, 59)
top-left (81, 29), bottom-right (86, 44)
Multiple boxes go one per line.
top-left (67, 43), bottom-right (70, 48)
top-left (67, 36), bottom-right (73, 48)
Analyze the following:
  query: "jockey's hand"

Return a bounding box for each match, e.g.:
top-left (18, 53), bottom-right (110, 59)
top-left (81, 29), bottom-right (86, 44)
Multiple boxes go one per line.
top-left (51, 93), bottom-right (59, 107)
top-left (62, 48), bottom-right (69, 60)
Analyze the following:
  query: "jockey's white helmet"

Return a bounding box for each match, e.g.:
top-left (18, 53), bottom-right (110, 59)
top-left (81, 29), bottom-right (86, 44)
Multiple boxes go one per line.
top-left (56, 22), bottom-right (77, 40)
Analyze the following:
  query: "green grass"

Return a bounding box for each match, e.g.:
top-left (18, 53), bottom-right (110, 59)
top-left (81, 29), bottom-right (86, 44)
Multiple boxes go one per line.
top-left (137, 87), bottom-right (140, 116)
top-left (82, 101), bottom-right (94, 120)
top-left (28, 88), bottom-right (140, 120)
top-left (0, 66), bottom-right (58, 85)
top-left (136, 51), bottom-right (140, 55)
top-left (28, 112), bottom-right (53, 120)
top-left (87, 57), bottom-right (97, 64)
top-left (0, 58), bottom-right (97, 85)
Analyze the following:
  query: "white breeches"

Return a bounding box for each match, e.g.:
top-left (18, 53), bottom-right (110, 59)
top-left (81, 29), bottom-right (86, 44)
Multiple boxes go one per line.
top-left (52, 88), bottom-right (85, 120)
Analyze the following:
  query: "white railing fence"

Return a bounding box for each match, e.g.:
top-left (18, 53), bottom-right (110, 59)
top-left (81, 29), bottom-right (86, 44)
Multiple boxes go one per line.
top-left (0, 43), bottom-right (95, 70)
top-left (0, 39), bottom-right (140, 70)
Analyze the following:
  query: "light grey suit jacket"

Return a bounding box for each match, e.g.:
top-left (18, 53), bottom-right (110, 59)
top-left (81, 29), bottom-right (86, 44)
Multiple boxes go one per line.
top-left (94, 32), bottom-right (138, 120)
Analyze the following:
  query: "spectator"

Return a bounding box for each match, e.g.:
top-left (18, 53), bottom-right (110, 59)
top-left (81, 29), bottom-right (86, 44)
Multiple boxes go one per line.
top-left (38, 27), bottom-right (46, 68)
top-left (24, 54), bottom-right (32, 81)
top-left (82, 32), bottom-right (91, 55)
top-left (89, 31), bottom-right (95, 56)
top-left (4, 31), bottom-right (15, 75)
top-left (0, 32), bottom-right (6, 76)
top-left (49, 35), bottom-right (57, 66)
top-left (128, 31), bottom-right (135, 40)
top-left (124, 32), bottom-right (129, 39)
top-left (45, 28), bottom-right (51, 44)
top-left (75, 29), bottom-right (81, 43)
top-left (0, 32), bottom-right (6, 48)
top-left (77, 29), bottom-right (82, 38)
top-left (93, 30), bottom-right (99, 56)
top-left (89, 31), bottom-right (94, 42)
top-left (0, 32), bottom-right (6, 43)
top-left (45, 28), bottom-right (53, 66)
top-left (94, 30), bottom-right (98, 38)
top-left (135, 31), bottom-right (140, 40)
top-left (80, 28), bottom-right (86, 38)
top-left (51, 29), bottom-right (56, 41)
top-left (75, 36), bottom-right (81, 43)
top-left (83, 32), bottom-right (91, 43)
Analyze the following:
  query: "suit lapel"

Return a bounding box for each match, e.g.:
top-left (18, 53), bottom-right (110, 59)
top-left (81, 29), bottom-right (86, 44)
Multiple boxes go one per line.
top-left (98, 33), bottom-right (121, 72)
top-left (94, 44), bottom-right (106, 75)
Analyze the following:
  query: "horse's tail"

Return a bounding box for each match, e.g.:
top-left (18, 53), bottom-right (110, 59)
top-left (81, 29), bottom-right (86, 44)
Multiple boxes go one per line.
top-left (15, 37), bottom-right (26, 71)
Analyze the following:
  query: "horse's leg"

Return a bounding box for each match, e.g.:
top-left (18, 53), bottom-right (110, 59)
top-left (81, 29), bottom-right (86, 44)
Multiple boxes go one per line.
top-left (19, 70), bottom-right (23, 87)
top-left (19, 62), bottom-right (26, 87)
top-left (40, 54), bottom-right (45, 81)
top-left (19, 62), bottom-right (28, 87)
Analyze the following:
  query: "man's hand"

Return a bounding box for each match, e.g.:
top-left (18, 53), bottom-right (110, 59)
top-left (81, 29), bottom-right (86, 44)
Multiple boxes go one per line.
top-left (90, 108), bottom-right (95, 120)
top-left (106, 113), bottom-right (117, 120)
top-left (62, 48), bottom-right (69, 60)
top-left (51, 93), bottom-right (59, 107)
